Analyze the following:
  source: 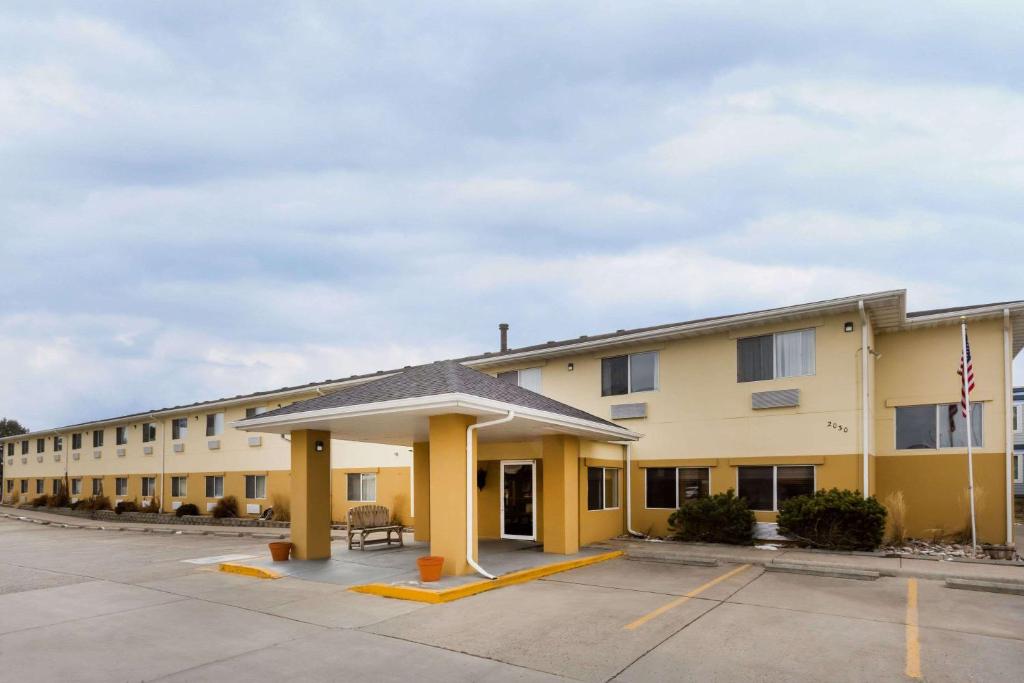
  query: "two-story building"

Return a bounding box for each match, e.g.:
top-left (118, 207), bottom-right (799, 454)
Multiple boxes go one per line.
top-left (3, 289), bottom-right (1022, 576)
top-left (1013, 386), bottom-right (1024, 498)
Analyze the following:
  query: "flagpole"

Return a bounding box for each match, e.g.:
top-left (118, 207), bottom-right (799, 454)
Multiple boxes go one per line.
top-left (960, 317), bottom-right (978, 556)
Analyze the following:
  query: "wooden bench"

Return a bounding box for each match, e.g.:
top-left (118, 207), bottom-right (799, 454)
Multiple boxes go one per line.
top-left (347, 504), bottom-right (404, 550)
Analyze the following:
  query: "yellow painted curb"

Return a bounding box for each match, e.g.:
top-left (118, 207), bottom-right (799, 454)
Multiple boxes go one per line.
top-left (350, 549), bottom-right (623, 603)
top-left (219, 562), bottom-right (283, 579)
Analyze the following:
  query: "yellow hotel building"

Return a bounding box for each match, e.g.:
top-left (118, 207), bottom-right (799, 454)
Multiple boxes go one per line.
top-left (3, 290), bottom-right (1022, 575)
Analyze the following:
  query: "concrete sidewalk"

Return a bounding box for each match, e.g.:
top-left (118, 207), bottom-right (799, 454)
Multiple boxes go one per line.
top-left (609, 537), bottom-right (1024, 584)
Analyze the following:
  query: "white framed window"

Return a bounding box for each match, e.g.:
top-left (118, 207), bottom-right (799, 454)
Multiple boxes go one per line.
top-left (71, 433), bottom-right (82, 450)
top-left (895, 403), bottom-right (983, 450)
top-left (346, 472), bottom-right (376, 502)
top-left (93, 430), bottom-right (104, 448)
top-left (644, 467), bottom-right (711, 509)
top-left (206, 413), bottom-right (224, 437)
top-left (496, 367), bottom-right (543, 394)
top-left (737, 328), bottom-right (816, 382)
top-left (737, 465), bottom-right (815, 511)
top-left (71, 478), bottom-right (82, 496)
top-left (245, 474), bottom-right (266, 499)
top-left (115, 477), bottom-right (128, 496)
top-left (586, 467), bottom-right (621, 510)
top-left (205, 475), bottom-right (224, 498)
top-left (601, 351), bottom-right (659, 396)
top-left (116, 426), bottom-right (128, 445)
top-left (36, 438), bottom-right (45, 453)
top-left (171, 417), bottom-right (188, 441)
top-left (53, 435), bottom-right (63, 452)
top-left (171, 476), bottom-right (187, 498)
top-left (142, 423), bottom-right (157, 443)
top-left (1013, 451), bottom-right (1023, 484)
top-left (1014, 404), bottom-right (1023, 434)
top-left (92, 478), bottom-right (103, 496)
top-left (141, 477), bottom-right (156, 497)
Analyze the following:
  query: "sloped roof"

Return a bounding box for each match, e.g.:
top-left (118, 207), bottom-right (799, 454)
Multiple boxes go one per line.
top-left (247, 360), bottom-right (620, 429)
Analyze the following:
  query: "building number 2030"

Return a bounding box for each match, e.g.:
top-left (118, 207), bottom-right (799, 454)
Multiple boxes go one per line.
top-left (827, 420), bottom-right (849, 433)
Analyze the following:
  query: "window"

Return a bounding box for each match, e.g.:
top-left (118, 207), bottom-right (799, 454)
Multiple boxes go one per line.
top-left (172, 417), bottom-right (188, 441)
top-left (205, 475), bottom-right (224, 498)
top-left (245, 406), bottom-right (268, 419)
top-left (601, 351), bottom-right (659, 396)
top-left (52, 480), bottom-right (60, 495)
top-left (53, 435), bottom-right (63, 451)
top-left (1014, 451), bottom-right (1023, 484)
top-left (496, 367), bottom-right (543, 394)
top-left (245, 474), bottom-right (267, 499)
top-left (206, 413), bottom-right (224, 437)
top-left (6, 443), bottom-right (12, 456)
top-left (93, 430), bottom-right (104, 448)
top-left (71, 433), bottom-right (82, 450)
top-left (20, 479), bottom-right (28, 494)
top-left (737, 465), bottom-right (815, 511)
top-left (115, 477), bottom-right (128, 496)
top-left (116, 426), bottom-right (127, 445)
top-left (141, 477), bottom-right (156, 497)
top-left (896, 403), bottom-right (983, 449)
top-left (7, 480), bottom-right (13, 492)
top-left (1014, 404), bottom-right (1023, 434)
top-left (346, 473), bottom-right (376, 502)
top-left (587, 467), bottom-right (620, 510)
top-left (21, 440), bottom-right (28, 455)
top-left (142, 423), bottom-right (156, 443)
top-left (645, 467), bottom-right (711, 508)
top-left (92, 478), bottom-right (103, 496)
top-left (171, 476), bottom-right (187, 497)
top-left (71, 478), bottom-right (82, 496)
top-left (36, 438), bottom-right (44, 453)
top-left (737, 328), bottom-right (816, 382)
top-left (36, 479), bottom-right (44, 494)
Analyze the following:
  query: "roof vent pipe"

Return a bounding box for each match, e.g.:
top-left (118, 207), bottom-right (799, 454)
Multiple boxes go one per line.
top-left (499, 323), bottom-right (509, 352)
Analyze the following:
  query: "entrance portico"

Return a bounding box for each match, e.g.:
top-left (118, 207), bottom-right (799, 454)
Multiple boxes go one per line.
top-left (235, 361), bottom-right (639, 576)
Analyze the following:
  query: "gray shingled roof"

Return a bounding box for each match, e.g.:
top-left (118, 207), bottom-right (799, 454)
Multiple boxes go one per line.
top-left (248, 360), bottom-right (623, 429)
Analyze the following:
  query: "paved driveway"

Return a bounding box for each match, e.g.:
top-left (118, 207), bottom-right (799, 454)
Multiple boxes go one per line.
top-left (1, 517), bottom-right (1022, 681)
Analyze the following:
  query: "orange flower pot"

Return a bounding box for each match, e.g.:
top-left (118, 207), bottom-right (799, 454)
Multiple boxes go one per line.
top-left (416, 555), bottom-right (444, 582)
top-left (269, 541), bottom-right (292, 562)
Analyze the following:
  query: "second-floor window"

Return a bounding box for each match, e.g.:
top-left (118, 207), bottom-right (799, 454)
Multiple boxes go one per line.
top-left (737, 328), bottom-right (816, 382)
top-left (206, 413), bottom-right (224, 437)
top-left (496, 367), bottom-right (543, 394)
top-left (72, 433), bottom-right (82, 450)
top-left (53, 436), bottom-right (63, 451)
top-left (142, 423), bottom-right (156, 443)
top-left (21, 440), bottom-right (28, 455)
top-left (93, 430), bottom-right (104, 448)
top-left (36, 438), bottom-right (44, 453)
top-left (245, 406), bottom-right (268, 418)
top-left (116, 426), bottom-right (127, 445)
top-left (172, 417), bottom-right (188, 441)
top-left (896, 403), bottom-right (983, 449)
top-left (601, 351), bottom-right (658, 396)
top-left (6, 443), bottom-right (12, 456)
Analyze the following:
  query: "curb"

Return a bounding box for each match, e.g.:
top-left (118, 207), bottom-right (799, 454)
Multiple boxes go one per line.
top-left (625, 552), bottom-right (719, 567)
top-left (350, 550), bottom-right (624, 604)
top-left (944, 578), bottom-right (1024, 596)
top-left (765, 562), bottom-right (880, 581)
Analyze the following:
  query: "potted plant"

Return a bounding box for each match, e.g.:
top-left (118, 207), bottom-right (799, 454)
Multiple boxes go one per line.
top-left (268, 541), bottom-right (292, 562)
top-left (416, 555), bottom-right (444, 582)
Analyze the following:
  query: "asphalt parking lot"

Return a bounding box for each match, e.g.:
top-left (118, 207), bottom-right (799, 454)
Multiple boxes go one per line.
top-left (1, 516), bottom-right (1022, 682)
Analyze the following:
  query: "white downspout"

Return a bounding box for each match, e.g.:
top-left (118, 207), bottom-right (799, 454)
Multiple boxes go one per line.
top-left (466, 411), bottom-right (516, 579)
top-left (859, 300), bottom-right (870, 500)
top-left (1003, 309), bottom-right (1013, 546)
top-left (614, 441), bottom-right (643, 537)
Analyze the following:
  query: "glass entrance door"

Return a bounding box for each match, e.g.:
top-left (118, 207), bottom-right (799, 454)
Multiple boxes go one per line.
top-left (501, 461), bottom-right (535, 540)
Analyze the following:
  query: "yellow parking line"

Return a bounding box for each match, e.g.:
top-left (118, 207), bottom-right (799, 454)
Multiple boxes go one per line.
top-left (624, 564), bottom-right (751, 630)
top-left (905, 578), bottom-right (921, 679)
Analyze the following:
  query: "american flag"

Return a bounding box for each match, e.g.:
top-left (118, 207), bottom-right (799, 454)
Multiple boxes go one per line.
top-left (957, 333), bottom-right (975, 418)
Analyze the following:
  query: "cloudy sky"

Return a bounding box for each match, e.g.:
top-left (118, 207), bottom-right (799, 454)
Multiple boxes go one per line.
top-left (1, 1), bottom-right (1022, 429)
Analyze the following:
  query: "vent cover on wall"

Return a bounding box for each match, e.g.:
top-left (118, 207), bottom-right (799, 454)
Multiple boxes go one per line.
top-left (751, 389), bottom-right (800, 410)
top-left (610, 403), bottom-right (648, 419)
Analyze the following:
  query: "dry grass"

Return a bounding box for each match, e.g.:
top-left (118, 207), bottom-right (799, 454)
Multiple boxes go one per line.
top-left (271, 494), bottom-right (290, 522)
top-left (884, 490), bottom-right (907, 545)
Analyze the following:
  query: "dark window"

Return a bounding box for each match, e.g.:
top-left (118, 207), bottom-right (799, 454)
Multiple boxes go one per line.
top-left (629, 352), bottom-right (658, 392)
top-left (142, 477), bottom-right (155, 497)
top-left (737, 335), bottom-right (773, 382)
top-left (776, 466), bottom-right (814, 505)
top-left (142, 423), bottom-right (156, 443)
top-left (895, 405), bottom-right (936, 449)
top-left (20, 479), bottom-right (27, 493)
top-left (21, 440), bottom-right (28, 455)
top-left (601, 356), bottom-right (629, 396)
top-left (172, 417), bottom-right (188, 441)
top-left (206, 413), bottom-right (224, 436)
top-left (92, 478), bottom-right (103, 496)
top-left (6, 443), bottom-right (12, 456)
top-left (587, 467), bottom-right (604, 510)
top-left (36, 438), bottom-right (44, 453)
top-left (245, 407), bottom-right (267, 419)
top-left (645, 468), bottom-right (676, 508)
top-left (939, 403), bottom-right (982, 448)
top-left (52, 480), bottom-right (60, 495)
top-left (93, 430), bottom-right (103, 448)
top-left (71, 433), bottom-right (82, 450)
top-left (737, 466), bottom-right (774, 510)
top-left (116, 478), bottom-right (127, 496)
top-left (205, 476), bottom-right (223, 498)
top-left (679, 467), bottom-right (710, 501)
top-left (36, 479), bottom-right (44, 494)
top-left (496, 371), bottom-right (518, 384)
top-left (116, 426), bottom-right (128, 445)
top-left (246, 474), bottom-right (267, 499)
top-left (53, 436), bottom-right (63, 451)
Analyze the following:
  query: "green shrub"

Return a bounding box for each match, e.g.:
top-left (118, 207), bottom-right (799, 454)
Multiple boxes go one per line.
top-left (31, 494), bottom-right (50, 507)
top-left (115, 499), bottom-right (140, 514)
top-left (668, 489), bottom-right (755, 545)
top-left (211, 495), bottom-right (239, 519)
top-left (777, 488), bottom-right (887, 551)
top-left (175, 503), bottom-right (200, 517)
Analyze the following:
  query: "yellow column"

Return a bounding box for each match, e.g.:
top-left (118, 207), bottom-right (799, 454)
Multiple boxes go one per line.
top-left (413, 441), bottom-right (430, 542)
top-left (428, 414), bottom-right (477, 576)
top-left (542, 435), bottom-right (580, 555)
top-left (290, 429), bottom-right (332, 560)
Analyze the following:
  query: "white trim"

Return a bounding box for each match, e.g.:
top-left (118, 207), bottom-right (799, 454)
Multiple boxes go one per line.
top-left (1012, 452), bottom-right (1024, 485)
top-left (499, 460), bottom-right (537, 541)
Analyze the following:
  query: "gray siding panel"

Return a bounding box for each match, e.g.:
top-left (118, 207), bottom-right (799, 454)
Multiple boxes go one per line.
top-left (751, 389), bottom-right (800, 410)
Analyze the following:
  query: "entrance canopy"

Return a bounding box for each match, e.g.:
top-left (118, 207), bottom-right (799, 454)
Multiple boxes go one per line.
top-left (234, 360), bottom-right (640, 445)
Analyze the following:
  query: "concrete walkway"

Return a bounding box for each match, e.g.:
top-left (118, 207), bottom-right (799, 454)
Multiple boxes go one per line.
top-left (608, 536), bottom-right (1024, 584)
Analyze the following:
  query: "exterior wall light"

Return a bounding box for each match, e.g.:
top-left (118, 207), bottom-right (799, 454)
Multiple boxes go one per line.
top-left (567, 362), bottom-right (574, 371)
top-left (844, 322), bottom-right (855, 333)
top-left (315, 440), bottom-right (325, 453)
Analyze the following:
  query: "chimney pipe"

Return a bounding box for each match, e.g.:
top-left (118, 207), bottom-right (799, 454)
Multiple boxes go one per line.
top-left (499, 323), bottom-right (509, 352)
